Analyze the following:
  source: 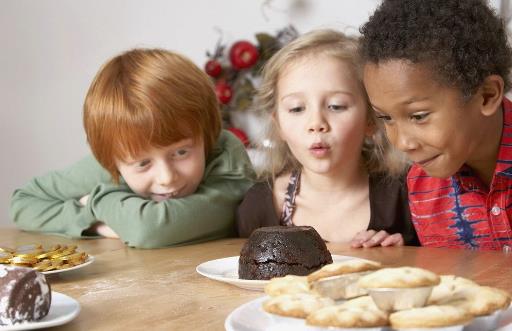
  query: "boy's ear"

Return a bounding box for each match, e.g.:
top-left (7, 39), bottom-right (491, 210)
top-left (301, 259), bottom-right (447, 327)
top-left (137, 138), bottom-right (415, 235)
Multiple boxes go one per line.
top-left (478, 75), bottom-right (504, 116)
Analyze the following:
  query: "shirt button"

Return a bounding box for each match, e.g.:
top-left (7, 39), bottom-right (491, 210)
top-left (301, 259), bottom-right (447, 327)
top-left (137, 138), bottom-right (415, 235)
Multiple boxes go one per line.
top-left (503, 245), bottom-right (511, 253)
top-left (491, 205), bottom-right (501, 216)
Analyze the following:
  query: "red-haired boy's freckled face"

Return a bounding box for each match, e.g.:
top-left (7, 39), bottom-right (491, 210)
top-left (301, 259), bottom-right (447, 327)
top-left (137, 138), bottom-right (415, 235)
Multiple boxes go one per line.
top-left (363, 60), bottom-right (486, 178)
top-left (115, 138), bottom-right (205, 201)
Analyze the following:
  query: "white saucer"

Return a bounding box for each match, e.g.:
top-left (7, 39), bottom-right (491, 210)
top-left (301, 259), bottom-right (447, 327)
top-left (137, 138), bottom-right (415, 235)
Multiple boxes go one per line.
top-left (0, 291), bottom-right (80, 330)
top-left (196, 255), bottom-right (358, 291)
top-left (43, 255), bottom-right (95, 275)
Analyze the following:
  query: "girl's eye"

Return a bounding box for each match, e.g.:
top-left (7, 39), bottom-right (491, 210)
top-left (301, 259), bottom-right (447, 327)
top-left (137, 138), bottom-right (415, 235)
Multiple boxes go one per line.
top-left (328, 104), bottom-right (348, 112)
top-left (289, 106), bottom-right (304, 113)
top-left (410, 112), bottom-right (429, 122)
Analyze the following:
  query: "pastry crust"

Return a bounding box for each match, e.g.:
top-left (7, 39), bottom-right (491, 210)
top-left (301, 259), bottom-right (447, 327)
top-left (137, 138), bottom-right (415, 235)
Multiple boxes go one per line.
top-left (339, 295), bottom-right (380, 310)
top-left (358, 266), bottom-right (440, 288)
top-left (310, 271), bottom-right (371, 300)
top-left (307, 259), bottom-right (381, 282)
top-left (436, 285), bottom-right (511, 316)
top-left (264, 275), bottom-right (310, 297)
top-left (306, 305), bottom-right (388, 328)
top-left (428, 275), bottom-right (478, 304)
top-left (390, 305), bottom-right (473, 328)
top-left (262, 293), bottom-right (334, 319)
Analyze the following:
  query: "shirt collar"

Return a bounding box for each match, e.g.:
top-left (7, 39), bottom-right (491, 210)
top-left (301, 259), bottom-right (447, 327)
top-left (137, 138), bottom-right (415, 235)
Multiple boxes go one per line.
top-left (495, 97), bottom-right (512, 178)
top-left (455, 165), bottom-right (482, 191)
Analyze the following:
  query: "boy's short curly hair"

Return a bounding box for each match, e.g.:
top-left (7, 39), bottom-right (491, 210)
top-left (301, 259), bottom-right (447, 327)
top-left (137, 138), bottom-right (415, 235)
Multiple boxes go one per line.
top-left (360, 0), bottom-right (512, 97)
top-left (84, 48), bottom-right (221, 182)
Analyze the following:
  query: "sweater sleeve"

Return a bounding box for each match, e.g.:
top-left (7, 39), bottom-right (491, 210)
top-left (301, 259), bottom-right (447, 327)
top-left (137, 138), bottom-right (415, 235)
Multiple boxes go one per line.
top-left (368, 173), bottom-right (420, 246)
top-left (398, 177), bottom-right (420, 246)
top-left (88, 131), bottom-right (256, 248)
top-left (235, 181), bottom-right (280, 237)
top-left (9, 156), bottom-right (111, 237)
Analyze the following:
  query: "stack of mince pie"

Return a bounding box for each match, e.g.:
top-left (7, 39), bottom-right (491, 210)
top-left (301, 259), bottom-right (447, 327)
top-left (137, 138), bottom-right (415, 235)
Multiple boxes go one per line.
top-left (261, 260), bottom-right (511, 330)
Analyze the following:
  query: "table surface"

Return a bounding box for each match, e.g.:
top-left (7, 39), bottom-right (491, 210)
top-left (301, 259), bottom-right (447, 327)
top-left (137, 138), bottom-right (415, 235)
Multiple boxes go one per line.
top-left (1, 228), bottom-right (512, 330)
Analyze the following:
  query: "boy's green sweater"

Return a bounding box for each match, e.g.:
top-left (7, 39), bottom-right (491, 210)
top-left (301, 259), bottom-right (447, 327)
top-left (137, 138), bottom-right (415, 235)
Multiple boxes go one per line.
top-left (9, 131), bottom-right (255, 248)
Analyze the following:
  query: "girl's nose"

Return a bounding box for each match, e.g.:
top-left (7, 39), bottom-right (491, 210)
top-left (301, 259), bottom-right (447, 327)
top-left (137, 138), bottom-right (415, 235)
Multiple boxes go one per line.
top-left (308, 110), bottom-right (329, 133)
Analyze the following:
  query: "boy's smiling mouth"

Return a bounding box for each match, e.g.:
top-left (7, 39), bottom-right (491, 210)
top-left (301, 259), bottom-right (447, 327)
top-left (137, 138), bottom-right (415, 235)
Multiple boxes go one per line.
top-left (151, 191), bottom-right (180, 201)
top-left (416, 155), bottom-right (440, 167)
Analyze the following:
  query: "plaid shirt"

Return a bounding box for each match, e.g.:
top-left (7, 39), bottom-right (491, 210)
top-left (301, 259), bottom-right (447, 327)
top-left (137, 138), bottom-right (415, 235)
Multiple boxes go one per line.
top-left (407, 98), bottom-right (512, 250)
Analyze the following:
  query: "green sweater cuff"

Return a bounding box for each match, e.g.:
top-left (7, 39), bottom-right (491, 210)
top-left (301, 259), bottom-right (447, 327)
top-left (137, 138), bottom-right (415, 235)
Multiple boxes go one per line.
top-left (68, 200), bottom-right (98, 238)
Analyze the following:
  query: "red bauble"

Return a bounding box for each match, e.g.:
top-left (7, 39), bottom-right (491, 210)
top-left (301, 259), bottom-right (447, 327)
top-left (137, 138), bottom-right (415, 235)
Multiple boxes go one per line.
top-left (229, 41), bottom-right (259, 70)
top-left (228, 127), bottom-right (250, 147)
top-left (215, 81), bottom-right (233, 104)
top-left (204, 59), bottom-right (222, 77)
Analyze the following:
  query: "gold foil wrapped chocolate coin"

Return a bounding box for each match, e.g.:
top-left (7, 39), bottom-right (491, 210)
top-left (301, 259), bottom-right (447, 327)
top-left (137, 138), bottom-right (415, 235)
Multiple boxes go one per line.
top-left (0, 243), bottom-right (88, 272)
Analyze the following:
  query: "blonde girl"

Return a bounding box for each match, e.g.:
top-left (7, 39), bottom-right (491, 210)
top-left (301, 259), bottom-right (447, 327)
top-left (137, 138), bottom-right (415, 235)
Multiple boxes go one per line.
top-left (236, 29), bottom-right (418, 247)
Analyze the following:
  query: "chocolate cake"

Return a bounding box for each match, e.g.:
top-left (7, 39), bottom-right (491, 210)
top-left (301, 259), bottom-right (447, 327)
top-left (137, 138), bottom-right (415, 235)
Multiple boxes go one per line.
top-left (238, 226), bottom-right (332, 280)
top-left (0, 265), bottom-right (51, 325)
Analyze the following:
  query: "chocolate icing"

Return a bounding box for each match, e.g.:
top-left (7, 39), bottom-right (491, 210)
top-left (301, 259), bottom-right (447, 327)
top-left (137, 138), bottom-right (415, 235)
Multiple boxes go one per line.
top-left (0, 266), bottom-right (51, 325)
top-left (238, 226), bottom-right (332, 280)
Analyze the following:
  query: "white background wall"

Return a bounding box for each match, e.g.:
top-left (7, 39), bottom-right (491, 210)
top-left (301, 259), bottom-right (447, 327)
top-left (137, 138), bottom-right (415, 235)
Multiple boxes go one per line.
top-left (0, 0), bottom-right (506, 227)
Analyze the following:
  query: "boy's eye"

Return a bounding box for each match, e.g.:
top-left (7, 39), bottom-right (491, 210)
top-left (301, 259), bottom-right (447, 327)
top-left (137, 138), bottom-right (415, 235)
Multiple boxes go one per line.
top-left (375, 113), bottom-right (393, 123)
top-left (410, 112), bottom-right (429, 122)
top-left (173, 149), bottom-right (189, 158)
top-left (136, 159), bottom-right (151, 168)
top-left (328, 104), bottom-right (347, 112)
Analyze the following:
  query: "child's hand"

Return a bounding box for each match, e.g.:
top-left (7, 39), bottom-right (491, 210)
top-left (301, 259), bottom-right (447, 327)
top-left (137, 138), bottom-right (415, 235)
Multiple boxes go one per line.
top-left (94, 222), bottom-right (119, 238)
top-left (79, 195), bottom-right (90, 206)
top-left (350, 230), bottom-right (404, 248)
top-left (86, 222), bottom-right (120, 238)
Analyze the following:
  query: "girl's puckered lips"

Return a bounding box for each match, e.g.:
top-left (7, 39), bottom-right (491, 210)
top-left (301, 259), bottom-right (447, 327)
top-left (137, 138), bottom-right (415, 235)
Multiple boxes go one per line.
top-left (309, 142), bottom-right (331, 157)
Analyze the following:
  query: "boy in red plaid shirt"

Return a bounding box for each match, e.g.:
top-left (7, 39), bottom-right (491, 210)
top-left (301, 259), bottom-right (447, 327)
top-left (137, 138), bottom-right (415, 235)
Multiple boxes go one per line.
top-left (360, 0), bottom-right (512, 250)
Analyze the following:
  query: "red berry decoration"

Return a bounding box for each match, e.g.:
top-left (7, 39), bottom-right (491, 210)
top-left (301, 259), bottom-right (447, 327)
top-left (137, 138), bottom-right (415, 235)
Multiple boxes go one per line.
top-left (215, 81), bottom-right (233, 104)
top-left (204, 59), bottom-right (222, 77)
top-left (203, 27), bottom-right (298, 147)
top-left (228, 127), bottom-right (250, 147)
top-left (229, 41), bottom-right (259, 70)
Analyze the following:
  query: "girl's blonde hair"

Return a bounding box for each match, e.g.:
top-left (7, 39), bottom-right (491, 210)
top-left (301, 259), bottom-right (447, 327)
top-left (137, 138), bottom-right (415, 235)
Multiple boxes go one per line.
top-left (255, 29), bottom-right (407, 180)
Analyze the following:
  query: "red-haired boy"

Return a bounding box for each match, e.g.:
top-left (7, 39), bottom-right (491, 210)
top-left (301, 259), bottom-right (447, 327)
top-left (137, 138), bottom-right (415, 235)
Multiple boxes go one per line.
top-left (10, 49), bottom-right (255, 248)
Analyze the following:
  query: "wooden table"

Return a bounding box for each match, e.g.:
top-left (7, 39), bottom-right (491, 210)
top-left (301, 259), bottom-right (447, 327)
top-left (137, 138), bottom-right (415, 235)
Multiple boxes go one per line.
top-left (2, 228), bottom-right (512, 330)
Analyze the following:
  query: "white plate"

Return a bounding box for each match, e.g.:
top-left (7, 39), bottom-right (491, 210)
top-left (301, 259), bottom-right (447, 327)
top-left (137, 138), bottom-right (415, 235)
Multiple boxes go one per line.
top-left (225, 296), bottom-right (386, 331)
top-left (0, 291), bottom-right (80, 330)
top-left (225, 296), bottom-right (512, 331)
top-left (42, 255), bottom-right (95, 275)
top-left (196, 255), bottom-right (359, 291)
top-left (496, 303), bottom-right (512, 331)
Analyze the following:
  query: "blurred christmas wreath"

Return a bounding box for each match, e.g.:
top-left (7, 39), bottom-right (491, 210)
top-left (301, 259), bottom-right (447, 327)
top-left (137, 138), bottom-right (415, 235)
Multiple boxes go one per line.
top-left (203, 26), bottom-right (299, 147)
